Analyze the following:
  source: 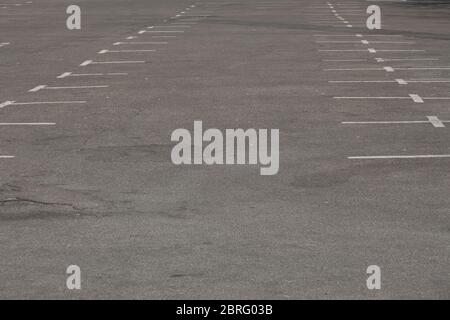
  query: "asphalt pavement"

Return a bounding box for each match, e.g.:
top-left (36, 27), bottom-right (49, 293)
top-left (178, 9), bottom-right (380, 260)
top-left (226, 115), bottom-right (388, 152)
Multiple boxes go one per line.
top-left (0, 0), bottom-right (449, 299)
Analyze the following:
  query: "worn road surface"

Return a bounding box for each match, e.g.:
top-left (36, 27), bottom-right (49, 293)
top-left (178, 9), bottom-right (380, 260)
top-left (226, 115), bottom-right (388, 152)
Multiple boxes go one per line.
top-left (0, 0), bottom-right (449, 299)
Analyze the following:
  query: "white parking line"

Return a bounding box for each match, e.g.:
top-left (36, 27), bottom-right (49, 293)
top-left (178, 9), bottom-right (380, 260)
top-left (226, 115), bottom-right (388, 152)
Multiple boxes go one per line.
top-left (98, 49), bottom-right (156, 54)
top-left (29, 85), bottom-right (108, 92)
top-left (319, 49), bottom-right (425, 53)
top-left (407, 78), bottom-right (450, 82)
top-left (323, 59), bottom-right (367, 61)
top-left (316, 41), bottom-right (414, 44)
top-left (0, 123), bottom-right (55, 126)
top-left (334, 94), bottom-right (450, 103)
top-left (334, 95), bottom-right (416, 102)
top-left (0, 100), bottom-right (86, 109)
top-left (349, 155), bottom-right (450, 160)
top-left (80, 60), bottom-right (145, 66)
top-left (330, 79), bottom-right (409, 84)
top-left (427, 116), bottom-right (446, 128)
top-left (393, 66), bottom-right (450, 70)
top-left (324, 67), bottom-right (394, 71)
top-left (342, 116), bottom-right (447, 128)
top-left (0, 155), bottom-right (14, 159)
top-left (148, 25), bottom-right (191, 28)
top-left (375, 58), bottom-right (438, 62)
top-left (314, 34), bottom-right (402, 37)
top-left (14, 101), bottom-right (87, 105)
top-left (409, 94), bottom-right (424, 103)
top-left (113, 42), bottom-right (168, 45)
top-left (139, 30), bottom-right (185, 34)
top-left (0, 42), bottom-right (10, 47)
top-left (28, 85), bottom-right (47, 92)
top-left (57, 72), bottom-right (127, 78)
top-left (0, 101), bottom-right (14, 108)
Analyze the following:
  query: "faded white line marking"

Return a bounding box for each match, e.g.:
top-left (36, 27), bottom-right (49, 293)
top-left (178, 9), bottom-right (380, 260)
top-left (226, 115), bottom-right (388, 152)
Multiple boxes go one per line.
top-left (349, 155), bottom-right (450, 160)
top-left (0, 123), bottom-right (56, 126)
top-left (0, 101), bottom-right (15, 108)
top-left (98, 49), bottom-right (156, 54)
top-left (427, 116), bottom-right (446, 128)
top-left (58, 72), bottom-right (127, 78)
top-left (113, 42), bottom-right (168, 45)
top-left (343, 116), bottom-right (447, 127)
top-left (11, 101), bottom-right (87, 106)
top-left (81, 60), bottom-right (145, 65)
top-left (409, 94), bottom-right (424, 103)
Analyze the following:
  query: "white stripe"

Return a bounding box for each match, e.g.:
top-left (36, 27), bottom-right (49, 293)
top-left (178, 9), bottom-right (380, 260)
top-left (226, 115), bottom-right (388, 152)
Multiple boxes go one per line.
top-left (80, 60), bottom-right (92, 66)
top-left (314, 34), bottom-right (402, 37)
top-left (334, 96), bottom-right (410, 100)
top-left (113, 42), bottom-right (168, 45)
top-left (323, 59), bottom-right (367, 62)
top-left (427, 116), bottom-right (445, 128)
top-left (0, 156), bottom-right (14, 159)
top-left (377, 58), bottom-right (438, 61)
top-left (30, 85), bottom-right (108, 91)
top-left (57, 72), bottom-right (72, 79)
top-left (342, 120), bottom-right (428, 124)
top-left (142, 30), bottom-right (184, 33)
top-left (0, 101), bottom-right (14, 108)
top-left (59, 72), bottom-right (127, 77)
top-left (90, 60), bottom-right (145, 64)
top-left (349, 155), bottom-right (450, 160)
top-left (0, 123), bottom-right (56, 126)
top-left (319, 49), bottom-right (368, 52)
top-left (407, 79), bottom-right (450, 83)
top-left (45, 85), bottom-right (108, 90)
top-left (396, 67), bottom-right (450, 70)
top-left (409, 94), bottom-right (424, 103)
top-left (396, 79), bottom-right (408, 85)
top-left (325, 68), bottom-right (384, 71)
top-left (12, 101), bottom-right (86, 105)
top-left (98, 49), bottom-right (156, 54)
top-left (29, 85), bottom-right (47, 92)
top-left (149, 25), bottom-right (191, 28)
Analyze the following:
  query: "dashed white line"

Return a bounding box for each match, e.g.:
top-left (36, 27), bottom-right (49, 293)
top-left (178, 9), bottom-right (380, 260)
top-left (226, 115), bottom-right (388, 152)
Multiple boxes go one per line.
top-left (342, 116), bottom-right (447, 128)
top-left (98, 49), bottom-right (156, 54)
top-left (0, 123), bottom-right (56, 126)
top-left (334, 94), bottom-right (450, 103)
top-left (409, 94), bottom-right (424, 103)
top-left (140, 30), bottom-right (185, 33)
top-left (80, 60), bottom-right (145, 66)
top-left (57, 72), bottom-right (127, 78)
top-left (6, 101), bottom-right (87, 106)
top-left (349, 155), bottom-right (450, 160)
top-left (29, 85), bottom-right (108, 92)
top-left (113, 42), bottom-right (168, 45)
top-left (0, 101), bottom-right (14, 108)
